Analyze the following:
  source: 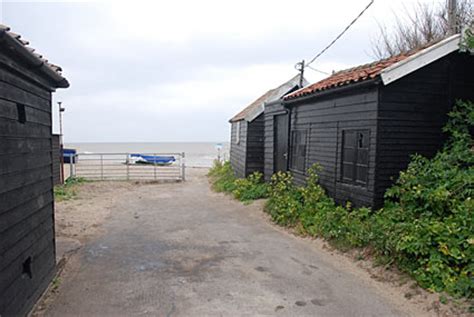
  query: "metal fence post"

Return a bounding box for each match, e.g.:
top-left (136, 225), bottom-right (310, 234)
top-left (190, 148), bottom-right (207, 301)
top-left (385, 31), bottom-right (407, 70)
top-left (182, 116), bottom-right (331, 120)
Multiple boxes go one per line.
top-left (100, 154), bottom-right (104, 181)
top-left (126, 153), bottom-right (130, 181)
top-left (70, 154), bottom-right (74, 179)
top-left (181, 152), bottom-right (186, 181)
top-left (153, 153), bottom-right (157, 180)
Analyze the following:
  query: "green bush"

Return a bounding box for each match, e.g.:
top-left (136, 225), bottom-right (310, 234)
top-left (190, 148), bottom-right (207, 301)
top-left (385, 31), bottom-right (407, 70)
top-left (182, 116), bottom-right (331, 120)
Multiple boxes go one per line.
top-left (373, 100), bottom-right (474, 297)
top-left (265, 171), bottom-right (303, 225)
top-left (208, 160), bottom-right (269, 202)
top-left (266, 165), bottom-right (372, 249)
top-left (208, 160), bottom-right (238, 193)
top-left (233, 172), bottom-right (269, 203)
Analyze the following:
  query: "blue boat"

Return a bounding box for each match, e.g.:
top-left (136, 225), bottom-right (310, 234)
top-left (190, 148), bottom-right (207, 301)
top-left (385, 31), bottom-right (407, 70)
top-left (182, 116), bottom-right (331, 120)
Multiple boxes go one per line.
top-left (130, 154), bottom-right (175, 165)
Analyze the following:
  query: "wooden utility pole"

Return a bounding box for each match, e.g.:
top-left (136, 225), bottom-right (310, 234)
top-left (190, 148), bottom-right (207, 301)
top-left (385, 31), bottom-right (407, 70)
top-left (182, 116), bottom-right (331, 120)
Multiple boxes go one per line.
top-left (447, 0), bottom-right (457, 35)
top-left (298, 60), bottom-right (305, 87)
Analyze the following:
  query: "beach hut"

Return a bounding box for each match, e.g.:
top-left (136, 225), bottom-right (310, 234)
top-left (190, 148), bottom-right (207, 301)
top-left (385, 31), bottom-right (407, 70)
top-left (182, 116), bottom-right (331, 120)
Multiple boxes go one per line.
top-left (229, 75), bottom-right (307, 178)
top-left (0, 25), bottom-right (69, 316)
top-left (275, 34), bottom-right (473, 208)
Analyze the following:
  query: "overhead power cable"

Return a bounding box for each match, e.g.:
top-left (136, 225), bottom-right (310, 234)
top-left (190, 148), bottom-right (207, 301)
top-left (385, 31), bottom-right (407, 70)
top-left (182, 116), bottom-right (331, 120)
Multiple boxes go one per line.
top-left (305, 0), bottom-right (375, 68)
top-left (306, 65), bottom-right (330, 75)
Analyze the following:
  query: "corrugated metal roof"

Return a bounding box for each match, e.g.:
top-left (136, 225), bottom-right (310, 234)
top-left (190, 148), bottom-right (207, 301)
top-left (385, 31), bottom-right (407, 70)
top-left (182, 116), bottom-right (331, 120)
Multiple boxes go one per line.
top-left (0, 24), bottom-right (68, 87)
top-left (230, 89), bottom-right (275, 123)
top-left (230, 75), bottom-right (307, 122)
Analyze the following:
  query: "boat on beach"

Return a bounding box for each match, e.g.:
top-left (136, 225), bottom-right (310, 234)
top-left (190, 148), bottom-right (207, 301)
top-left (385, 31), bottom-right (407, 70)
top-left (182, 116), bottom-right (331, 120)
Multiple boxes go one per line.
top-left (128, 154), bottom-right (176, 165)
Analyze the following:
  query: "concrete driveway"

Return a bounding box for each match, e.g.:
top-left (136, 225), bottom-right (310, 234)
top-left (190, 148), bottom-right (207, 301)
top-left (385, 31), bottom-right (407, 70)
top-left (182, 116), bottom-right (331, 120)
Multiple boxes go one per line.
top-left (45, 170), bottom-right (411, 316)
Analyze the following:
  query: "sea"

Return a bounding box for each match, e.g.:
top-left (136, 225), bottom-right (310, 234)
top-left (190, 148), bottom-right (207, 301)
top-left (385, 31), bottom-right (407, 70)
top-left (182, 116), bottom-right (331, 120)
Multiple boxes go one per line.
top-left (65, 142), bottom-right (230, 168)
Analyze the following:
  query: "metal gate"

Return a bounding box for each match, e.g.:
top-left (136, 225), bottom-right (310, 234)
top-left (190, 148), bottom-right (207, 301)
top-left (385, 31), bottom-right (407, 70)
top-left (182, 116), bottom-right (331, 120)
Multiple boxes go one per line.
top-left (67, 152), bottom-right (185, 181)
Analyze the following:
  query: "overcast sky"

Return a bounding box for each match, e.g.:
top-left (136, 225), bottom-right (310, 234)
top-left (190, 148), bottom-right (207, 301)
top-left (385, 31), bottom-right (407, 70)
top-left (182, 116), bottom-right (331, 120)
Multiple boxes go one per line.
top-left (1, 0), bottom-right (442, 142)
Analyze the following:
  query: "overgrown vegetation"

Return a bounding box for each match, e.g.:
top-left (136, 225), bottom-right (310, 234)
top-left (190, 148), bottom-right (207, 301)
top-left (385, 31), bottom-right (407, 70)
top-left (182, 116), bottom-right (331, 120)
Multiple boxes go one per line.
top-left (372, 0), bottom-right (473, 58)
top-left (210, 100), bottom-right (473, 299)
top-left (54, 177), bottom-right (87, 202)
top-left (208, 161), bottom-right (268, 203)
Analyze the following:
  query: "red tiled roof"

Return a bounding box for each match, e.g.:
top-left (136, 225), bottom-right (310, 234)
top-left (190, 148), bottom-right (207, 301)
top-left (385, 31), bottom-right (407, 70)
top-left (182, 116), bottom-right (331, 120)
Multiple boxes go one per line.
top-left (285, 52), bottom-right (416, 101)
top-left (0, 24), bottom-right (68, 87)
top-left (230, 89), bottom-right (275, 122)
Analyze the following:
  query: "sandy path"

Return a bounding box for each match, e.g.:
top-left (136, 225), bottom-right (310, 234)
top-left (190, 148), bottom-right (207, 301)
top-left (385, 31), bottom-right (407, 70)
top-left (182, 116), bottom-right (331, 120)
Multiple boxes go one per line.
top-left (34, 168), bottom-right (464, 316)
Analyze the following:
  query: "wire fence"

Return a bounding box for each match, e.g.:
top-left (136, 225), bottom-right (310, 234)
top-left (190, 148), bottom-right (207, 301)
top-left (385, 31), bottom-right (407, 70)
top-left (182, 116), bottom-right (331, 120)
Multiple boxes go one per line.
top-left (66, 152), bottom-right (185, 182)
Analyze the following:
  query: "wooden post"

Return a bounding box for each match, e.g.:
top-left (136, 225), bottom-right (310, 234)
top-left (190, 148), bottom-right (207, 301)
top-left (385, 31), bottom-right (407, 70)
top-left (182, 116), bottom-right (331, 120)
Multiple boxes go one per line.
top-left (447, 0), bottom-right (457, 35)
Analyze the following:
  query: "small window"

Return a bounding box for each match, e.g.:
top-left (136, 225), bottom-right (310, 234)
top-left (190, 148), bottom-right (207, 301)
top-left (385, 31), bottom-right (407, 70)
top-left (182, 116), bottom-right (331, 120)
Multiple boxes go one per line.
top-left (17, 103), bottom-right (26, 124)
top-left (341, 129), bottom-right (369, 185)
top-left (290, 130), bottom-right (307, 172)
top-left (235, 121), bottom-right (241, 144)
top-left (22, 256), bottom-right (32, 279)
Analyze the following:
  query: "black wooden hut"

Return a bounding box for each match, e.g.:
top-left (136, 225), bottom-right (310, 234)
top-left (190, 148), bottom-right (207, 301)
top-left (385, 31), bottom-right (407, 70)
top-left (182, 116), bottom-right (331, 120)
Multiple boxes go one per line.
top-left (0, 25), bottom-right (69, 316)
top-left (229, 75), bottom-right (306, 178)
top-left (270, 34), bottom-right (473, 208)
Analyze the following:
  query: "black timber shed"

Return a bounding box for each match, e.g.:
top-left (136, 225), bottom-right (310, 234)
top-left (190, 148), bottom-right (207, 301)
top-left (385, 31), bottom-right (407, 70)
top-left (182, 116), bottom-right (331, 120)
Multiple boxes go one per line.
top-left (0, 25), bottom-right (69, 316)
top-left (273, 34), bottom-right (473, 208)
top-left (229, 75), bottom-right (307, 178)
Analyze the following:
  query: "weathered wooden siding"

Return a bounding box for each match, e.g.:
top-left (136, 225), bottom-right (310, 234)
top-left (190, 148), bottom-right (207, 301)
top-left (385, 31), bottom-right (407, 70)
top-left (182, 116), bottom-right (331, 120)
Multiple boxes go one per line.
top-left (0, 49), bottom-right (56, 316)
top-left (375, 52), bottom-right (474, 207)
top-left (263, 101), bottom-right (287, 182)
top-left (229, 116), bottom-right (265, 178)
top-left (288, 85), bottom-right (379, 207)
top-left (245, 114), bottom-right (264, 176)
top-left (229, 121), bottom-right (247, 178)
top-left (52, 134), bottom-right (61, 185)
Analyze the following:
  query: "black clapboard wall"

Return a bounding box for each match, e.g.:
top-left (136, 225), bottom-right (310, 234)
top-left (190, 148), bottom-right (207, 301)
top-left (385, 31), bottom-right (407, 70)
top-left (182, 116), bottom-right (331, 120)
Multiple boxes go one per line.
top-left (281, 51), bottom-right (473, 208)
top-left (374, 52), bottom-right (474, 207)
top-left (0, 47), bottom-right (57, 316)
top-left (230, 114), bottom-right (265, 179)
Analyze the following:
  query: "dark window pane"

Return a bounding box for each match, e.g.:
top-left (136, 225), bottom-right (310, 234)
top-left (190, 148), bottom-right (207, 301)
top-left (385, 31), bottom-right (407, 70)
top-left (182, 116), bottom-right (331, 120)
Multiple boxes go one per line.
top-left (290, 130), bottom-right (307, 172)
top-left (357, 149), bottom-right (369, 165)
top-left (359, 130), bottom-right (369, 148)
top-left (343, 148), bottom-right (355, 163)
top-left (342, 163), bottom-right (354, 180)
top-left (344, 131), bottom-right (356, 147)
top-left (356, 166), bottom-right (368, 184)
top-left (17, 103), bottom-right (26, 124)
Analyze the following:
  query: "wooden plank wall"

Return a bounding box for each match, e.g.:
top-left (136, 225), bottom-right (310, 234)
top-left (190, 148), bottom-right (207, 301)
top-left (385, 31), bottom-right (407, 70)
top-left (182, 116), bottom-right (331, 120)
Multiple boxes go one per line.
top-left (263, 102), bottom-right (287, 182)
top-left (51, 134), bottom-right (61, 185)
top-left (229, 121), bottom-right (247, 178)
top-left (289, 87), bottom-right (379, 207)
top-left (245, 114), bottom-right (264, 176)
top-left (375, 52), bottom-right (474, 207)
top-left (0, 53), bottom-right (56, 316)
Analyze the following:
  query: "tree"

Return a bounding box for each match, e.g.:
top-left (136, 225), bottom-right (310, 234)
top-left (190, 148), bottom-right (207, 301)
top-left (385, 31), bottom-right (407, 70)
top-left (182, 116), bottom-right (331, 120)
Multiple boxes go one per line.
top-left (372, 0), bottom-right (473, 59)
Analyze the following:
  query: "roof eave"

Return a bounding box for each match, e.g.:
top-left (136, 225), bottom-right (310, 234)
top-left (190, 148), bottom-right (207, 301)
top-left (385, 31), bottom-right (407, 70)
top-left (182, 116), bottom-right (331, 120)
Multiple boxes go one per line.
top-left (380, 34), bottom-right (461, 85)
top-left (0, 28), bottom-right (69, 89)
top-left (283, 77), bottom-right (381, 105)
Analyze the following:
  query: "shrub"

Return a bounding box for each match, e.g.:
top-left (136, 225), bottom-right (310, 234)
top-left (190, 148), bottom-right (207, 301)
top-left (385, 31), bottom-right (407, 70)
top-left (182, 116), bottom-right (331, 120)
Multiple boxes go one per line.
top-left (208, 160), bottom-right (238, 193)
top-left (208, 160), bottom-right (268, 202)
top-left (374, 100), bottom-right (474, 298)
top-left (233, 172), bottom-right (269, 202)
top-left (265, 171), bottom-right (303, 225)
